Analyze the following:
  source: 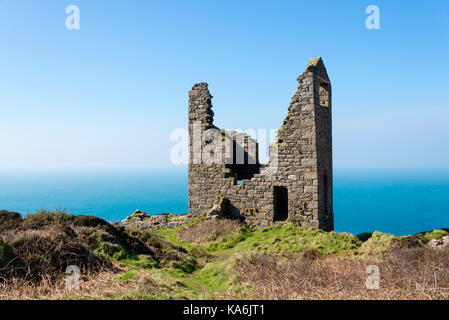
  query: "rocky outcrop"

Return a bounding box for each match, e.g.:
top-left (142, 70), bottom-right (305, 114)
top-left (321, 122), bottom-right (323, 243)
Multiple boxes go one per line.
top-left (121, 210), bottom-right (196, 230)
top-left (207, 197), bottom-right (230, 219)
top-left (429, 236), bottom-right (449, 249)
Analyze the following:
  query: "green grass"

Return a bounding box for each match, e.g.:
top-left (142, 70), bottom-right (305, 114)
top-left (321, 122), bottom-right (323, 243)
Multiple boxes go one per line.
top-left (169, 257), bottom-right (198, 275)
top-left (117, 270), bottom-right (137, 281)
top-left (152, 218), bottom-right (208, 251)
top-left (85, 229), bottom-right (159, 269)
top-left (148, 223), bottom-right (366, 298)
top-left (88, 230), bottom-right (134, 260)
top-left (146, 222), bottom-right (367, 298)
top-left (190, 256), bottom-right (234, 293)
top-left (204, 227), bottom-right (253, 252)
top-left (420, 229), bottom-right (448, 241)
top-left (148, 222), bottom-right (434, 298)
top-left (359, 231), bottom-right (398, 253)
top-left (120, 255), bottom-right (158, 269)
top-left (234, 224), bottom-right (361, 255)
top-left (6, 211), bottom-right (446, 300)
top-left (154, 221), bottom-right (251, 254)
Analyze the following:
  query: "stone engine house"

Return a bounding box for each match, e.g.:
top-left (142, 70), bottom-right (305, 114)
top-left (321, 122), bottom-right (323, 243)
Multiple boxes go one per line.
top-left (188, 57), bottom-right (333, 231)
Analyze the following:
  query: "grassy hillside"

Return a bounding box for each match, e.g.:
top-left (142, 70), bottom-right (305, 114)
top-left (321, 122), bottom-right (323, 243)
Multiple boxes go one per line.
top-left (1, 210), bottom-right (448, 300)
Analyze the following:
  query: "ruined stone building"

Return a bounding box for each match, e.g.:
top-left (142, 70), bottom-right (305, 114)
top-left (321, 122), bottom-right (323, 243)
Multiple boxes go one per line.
top-left (188, 57), bottom-right (333, 231)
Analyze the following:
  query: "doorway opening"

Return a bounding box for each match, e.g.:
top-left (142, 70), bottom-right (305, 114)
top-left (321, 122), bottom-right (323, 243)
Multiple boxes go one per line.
top-left (273, 186), bottom-right (288, 221)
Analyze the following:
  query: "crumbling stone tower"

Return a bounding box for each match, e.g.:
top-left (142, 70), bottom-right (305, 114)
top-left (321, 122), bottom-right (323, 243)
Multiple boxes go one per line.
top-left (188, 57), bottom-right (333, 231)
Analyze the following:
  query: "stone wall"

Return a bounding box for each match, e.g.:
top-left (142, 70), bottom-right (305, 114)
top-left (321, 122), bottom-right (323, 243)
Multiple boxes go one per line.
top-left (188, 57), bottom-right (334, 231)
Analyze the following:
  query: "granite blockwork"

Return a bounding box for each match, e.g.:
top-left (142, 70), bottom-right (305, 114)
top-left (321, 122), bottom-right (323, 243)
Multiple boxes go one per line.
top-left (188, 57), bottom-right (334, 231)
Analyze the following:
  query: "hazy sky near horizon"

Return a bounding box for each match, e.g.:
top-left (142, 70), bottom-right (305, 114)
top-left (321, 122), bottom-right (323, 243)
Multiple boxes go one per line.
top-left (0, 0), bottom-right (448, 171)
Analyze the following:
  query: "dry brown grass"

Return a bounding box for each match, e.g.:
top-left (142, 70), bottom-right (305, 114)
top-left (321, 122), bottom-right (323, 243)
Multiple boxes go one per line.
top-left (0, 268), bottom-right (195, 300)
top-left (234, 247), bottom-right (449, 300)
top-left (178, 218), bottom-right (242, 243)
top-left (1, 225), bottom-right (114, 282)
top-left (0, 271), bottom-right (116, 300)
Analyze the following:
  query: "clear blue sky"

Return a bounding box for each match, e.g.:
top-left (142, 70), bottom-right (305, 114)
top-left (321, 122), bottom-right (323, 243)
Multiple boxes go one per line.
top-left (0, 0), bottom-right (448, 171)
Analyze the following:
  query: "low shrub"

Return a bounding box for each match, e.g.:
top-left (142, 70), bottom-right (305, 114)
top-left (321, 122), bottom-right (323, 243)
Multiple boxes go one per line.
top-left (0, 211), bottom-right (22, 232)
top-left (7, 225), bottom-right (113, 281)
top-left (0, 239), bottom-right (16, 268)
top-left (391, 235), bottom-right (425, 250)
top-left (22, 209), bottom-right (74, 229)
top-left (73, 215), bottom-right (109, 228)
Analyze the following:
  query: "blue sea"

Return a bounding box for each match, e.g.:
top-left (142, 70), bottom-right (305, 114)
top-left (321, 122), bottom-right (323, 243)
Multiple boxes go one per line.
top-left (0, 169), bottom-right (448, 236)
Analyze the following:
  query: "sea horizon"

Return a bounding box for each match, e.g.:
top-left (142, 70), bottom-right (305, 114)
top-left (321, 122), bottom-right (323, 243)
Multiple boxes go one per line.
top-left (0, 167), bottom-right (448, 237)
